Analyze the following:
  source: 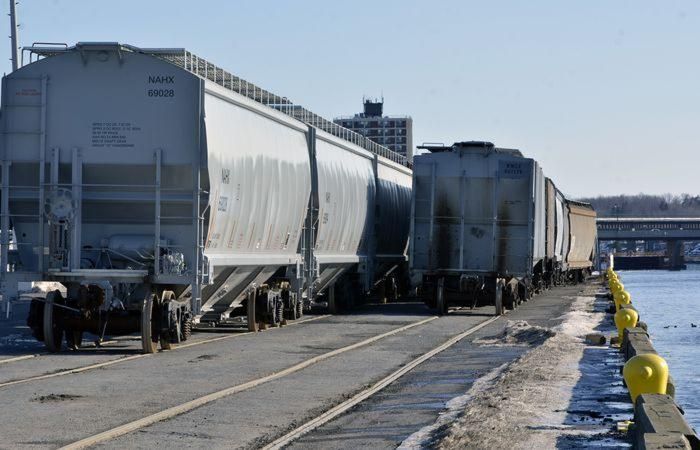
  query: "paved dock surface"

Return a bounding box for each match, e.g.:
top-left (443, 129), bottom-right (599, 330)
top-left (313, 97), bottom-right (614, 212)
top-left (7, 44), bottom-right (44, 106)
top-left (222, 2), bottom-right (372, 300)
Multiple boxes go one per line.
top-left (0, 285), bottom-right (585, 449)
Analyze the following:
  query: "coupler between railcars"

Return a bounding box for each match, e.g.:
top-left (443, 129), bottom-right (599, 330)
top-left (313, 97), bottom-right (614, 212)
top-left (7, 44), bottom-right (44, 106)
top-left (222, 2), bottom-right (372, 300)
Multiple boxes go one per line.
top-left (27, 284), bottom-right (192, 354)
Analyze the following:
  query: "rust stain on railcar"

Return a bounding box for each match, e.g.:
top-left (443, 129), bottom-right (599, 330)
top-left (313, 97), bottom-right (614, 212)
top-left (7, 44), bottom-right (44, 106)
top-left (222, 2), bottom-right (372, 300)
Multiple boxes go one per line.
top-left (497, 205), bottom-right (510, 274)
top-left (434, 194), bottom-right (453, 270)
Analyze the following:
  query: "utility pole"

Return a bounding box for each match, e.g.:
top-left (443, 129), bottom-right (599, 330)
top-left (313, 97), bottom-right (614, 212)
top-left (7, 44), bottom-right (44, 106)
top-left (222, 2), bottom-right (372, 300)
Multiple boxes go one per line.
top-left (9, 0), bottom-right (18, 71)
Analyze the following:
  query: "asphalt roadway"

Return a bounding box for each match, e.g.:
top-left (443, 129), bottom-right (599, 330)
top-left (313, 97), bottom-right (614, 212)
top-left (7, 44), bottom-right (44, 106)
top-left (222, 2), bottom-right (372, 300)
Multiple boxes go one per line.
top-left (0, 284), bottom-right (585, 449)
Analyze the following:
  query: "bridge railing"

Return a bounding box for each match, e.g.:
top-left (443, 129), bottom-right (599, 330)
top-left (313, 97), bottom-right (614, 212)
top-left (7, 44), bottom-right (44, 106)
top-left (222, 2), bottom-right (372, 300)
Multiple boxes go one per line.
top-left (597, 220), bottom-right (700, 231)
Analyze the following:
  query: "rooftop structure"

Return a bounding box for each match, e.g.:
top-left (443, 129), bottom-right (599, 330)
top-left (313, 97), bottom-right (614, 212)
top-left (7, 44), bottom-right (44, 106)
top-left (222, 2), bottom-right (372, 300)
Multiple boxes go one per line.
top-left (334, 98), bottom-right (414, 162)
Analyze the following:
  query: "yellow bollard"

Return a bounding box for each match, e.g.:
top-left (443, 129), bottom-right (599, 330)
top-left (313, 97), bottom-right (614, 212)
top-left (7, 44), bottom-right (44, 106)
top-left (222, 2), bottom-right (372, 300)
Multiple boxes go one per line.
top-left (623, 353), bottom-right (669, 402)
top-left (614, 290), bottom-right (631, 311)
top-left (610, 283), bottom-right (620, 296)
top-left (610, 281), bottom-right (624, 295)
top-left (614, 307), bottom-right (638, 341)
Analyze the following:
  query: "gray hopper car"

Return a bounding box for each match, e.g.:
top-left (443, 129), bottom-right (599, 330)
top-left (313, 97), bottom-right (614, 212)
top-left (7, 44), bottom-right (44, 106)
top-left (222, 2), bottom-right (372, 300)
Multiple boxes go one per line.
top-left (0, 42), bottom-right (412, 353)
top-left (410, 141), bottom-right (596, 315)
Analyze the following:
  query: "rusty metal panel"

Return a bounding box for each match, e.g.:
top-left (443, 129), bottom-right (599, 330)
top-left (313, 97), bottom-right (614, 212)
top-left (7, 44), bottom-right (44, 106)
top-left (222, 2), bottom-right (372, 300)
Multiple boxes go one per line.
top-left (410, 143), bottom-right (542, 279)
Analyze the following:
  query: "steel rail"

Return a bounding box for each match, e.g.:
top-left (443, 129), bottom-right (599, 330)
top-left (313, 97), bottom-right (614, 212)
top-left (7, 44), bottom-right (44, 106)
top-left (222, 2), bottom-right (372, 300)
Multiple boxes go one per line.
top-left (263, 314), bottom-right (501, 449)
top-left (60, 315), bottom-right (442, 450)
top-left (0, 354), bottom-right (38, 364)
top-left (0, 315), bottom-right (330, 389)
top-left (0, 338), bottom-right (127, 365)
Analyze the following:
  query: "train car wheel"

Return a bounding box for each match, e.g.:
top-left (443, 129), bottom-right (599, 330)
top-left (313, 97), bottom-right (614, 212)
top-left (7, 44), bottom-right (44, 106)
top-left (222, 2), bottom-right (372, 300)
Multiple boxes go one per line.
top-left (422, 281), bottom-right (436, 309)
top-left (296, 295), bottom-right (304, 319)
top-left (436, 277), bottom-right (447, 316)
top-left (247, 289), bottom-right (258, 332)
top-left (494, 283), bottom-right (503, 316)
top-left (141, 294), bottom-right (159, 354)
top-left (283, 291), bottom-right (297, 321)
top-left (328, 284), bottom-right (339, 314)
top-left (159, 291), bottom-right (176, 351)
top-left (43, 290), bottom-right (64, 352)
top-left (292, 297), bottom-right (300, 320)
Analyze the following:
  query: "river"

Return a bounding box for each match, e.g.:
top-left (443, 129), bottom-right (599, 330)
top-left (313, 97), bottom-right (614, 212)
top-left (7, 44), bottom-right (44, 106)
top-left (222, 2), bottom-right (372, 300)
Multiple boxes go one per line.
top-left (620, 266), bottom-right (700, 429)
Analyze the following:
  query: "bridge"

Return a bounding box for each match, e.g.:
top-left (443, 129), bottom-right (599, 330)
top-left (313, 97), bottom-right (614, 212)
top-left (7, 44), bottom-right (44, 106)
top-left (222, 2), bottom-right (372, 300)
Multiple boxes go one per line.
top-left (597, 217), bottom-right (700, 240)
top-left (597, 217), bottom-right (700, 270)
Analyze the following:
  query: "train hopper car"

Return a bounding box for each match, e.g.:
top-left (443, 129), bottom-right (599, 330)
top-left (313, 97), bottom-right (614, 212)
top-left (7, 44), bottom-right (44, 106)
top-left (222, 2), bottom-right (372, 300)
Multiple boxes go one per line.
top-left (564, 200), bottom-right (597, 281)
top-left (409, 141), bottom-right (546, 315)
top-left (544, 178), bottom-right (569, 286)
top-left (0, 42), bottom-right (411, 352)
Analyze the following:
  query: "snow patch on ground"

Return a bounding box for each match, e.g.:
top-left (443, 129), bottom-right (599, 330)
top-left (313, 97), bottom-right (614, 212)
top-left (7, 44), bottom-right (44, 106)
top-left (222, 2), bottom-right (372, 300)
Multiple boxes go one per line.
top-left (552, 295), bottom-right (604, 339)
top-left (438, 329), bottom-right (585, 449)
top-left (473, 320), bottom-right (555, 347)
top-left (398, 285), bottom-right (628, 449)
top-left (397, 363), bottom-right (510, 449)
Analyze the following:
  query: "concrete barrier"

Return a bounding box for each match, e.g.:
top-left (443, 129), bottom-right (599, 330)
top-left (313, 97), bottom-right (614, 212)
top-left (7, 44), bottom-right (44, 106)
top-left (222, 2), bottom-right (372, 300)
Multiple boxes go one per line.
top-left (623, 328), bottom-right (656, 361)
top-left (633, 394), bottom-right (700, 449)
top-left (603, 271), bottom-right (697, 447)
top-left (640, 432), bottom-right (693, 450)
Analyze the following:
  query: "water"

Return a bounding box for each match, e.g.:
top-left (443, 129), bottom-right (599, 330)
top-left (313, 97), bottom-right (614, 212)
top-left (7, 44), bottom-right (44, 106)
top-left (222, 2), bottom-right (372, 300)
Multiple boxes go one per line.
top-left (621, 266), bottom-right (700, 429)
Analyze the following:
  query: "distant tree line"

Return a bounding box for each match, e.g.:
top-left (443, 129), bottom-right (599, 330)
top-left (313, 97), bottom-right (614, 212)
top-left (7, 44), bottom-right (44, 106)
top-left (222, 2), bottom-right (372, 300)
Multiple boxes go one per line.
top-left (576, 194), bottom-right (700, 218)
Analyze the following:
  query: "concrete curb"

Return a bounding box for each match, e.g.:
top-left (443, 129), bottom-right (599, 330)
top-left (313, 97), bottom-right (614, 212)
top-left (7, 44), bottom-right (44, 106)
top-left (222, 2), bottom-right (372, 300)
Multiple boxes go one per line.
top-left (633, 394), bottom-right (700, 449)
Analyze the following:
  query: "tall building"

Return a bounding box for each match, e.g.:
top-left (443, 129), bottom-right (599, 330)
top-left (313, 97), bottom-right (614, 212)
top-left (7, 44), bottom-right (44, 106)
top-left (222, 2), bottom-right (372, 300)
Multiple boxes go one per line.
top-left (334, 99), bottom-right (413, 162)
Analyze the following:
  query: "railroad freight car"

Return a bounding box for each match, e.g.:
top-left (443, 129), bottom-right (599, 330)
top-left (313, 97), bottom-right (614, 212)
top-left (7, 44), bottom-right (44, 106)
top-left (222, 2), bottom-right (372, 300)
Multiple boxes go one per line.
top-left (564, 200), bottom-right (597, 281)
top-left (0, 42), bottom-right (411, 353)
top-left (543, 180), bottom-right (597, 284)
top-left (544, 178), bottom-right (568, 286)
top-left (409, 141), bottom-right (547, 315)
top-left (410, 141), bottom-right (597, 316)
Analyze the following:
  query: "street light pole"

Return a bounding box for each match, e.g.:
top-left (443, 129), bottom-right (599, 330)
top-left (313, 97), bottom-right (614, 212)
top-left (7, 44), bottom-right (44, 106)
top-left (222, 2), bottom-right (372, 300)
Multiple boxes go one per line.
top-left (9, 0), bottom-right (18, 71)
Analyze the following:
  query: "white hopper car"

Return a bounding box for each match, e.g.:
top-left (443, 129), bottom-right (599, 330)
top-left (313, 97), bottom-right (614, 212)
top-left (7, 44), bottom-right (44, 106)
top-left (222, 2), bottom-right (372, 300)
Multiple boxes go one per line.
top-left (0, 43), bottom-right (411, 353)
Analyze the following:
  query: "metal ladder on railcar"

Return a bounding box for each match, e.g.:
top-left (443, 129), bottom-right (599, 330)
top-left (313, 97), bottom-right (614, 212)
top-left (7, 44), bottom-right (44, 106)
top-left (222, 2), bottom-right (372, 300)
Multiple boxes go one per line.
top-left (0, 75), bottom-right (49, 318)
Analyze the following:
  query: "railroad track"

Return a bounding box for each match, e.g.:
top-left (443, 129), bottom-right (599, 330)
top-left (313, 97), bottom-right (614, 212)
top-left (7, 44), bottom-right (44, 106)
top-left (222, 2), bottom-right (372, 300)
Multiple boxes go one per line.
top-left (0, 337), bottom-right (138, 365)
top-left (58, 310), bottom-right (500, 449)
top-left (0, 314), bottom-right (330, 389)
top-left (264, 314), bottom-right (500, 449)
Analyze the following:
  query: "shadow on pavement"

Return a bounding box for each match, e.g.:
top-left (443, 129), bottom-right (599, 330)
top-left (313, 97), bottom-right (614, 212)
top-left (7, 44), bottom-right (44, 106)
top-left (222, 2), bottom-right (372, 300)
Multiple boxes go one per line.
top-left (554, 295), bottom-right (632, 449)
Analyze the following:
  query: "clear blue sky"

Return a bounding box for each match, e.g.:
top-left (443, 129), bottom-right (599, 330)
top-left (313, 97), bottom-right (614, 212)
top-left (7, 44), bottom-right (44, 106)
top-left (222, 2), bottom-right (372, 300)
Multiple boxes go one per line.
top-left (2, 1), bottom-right (698, 198)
